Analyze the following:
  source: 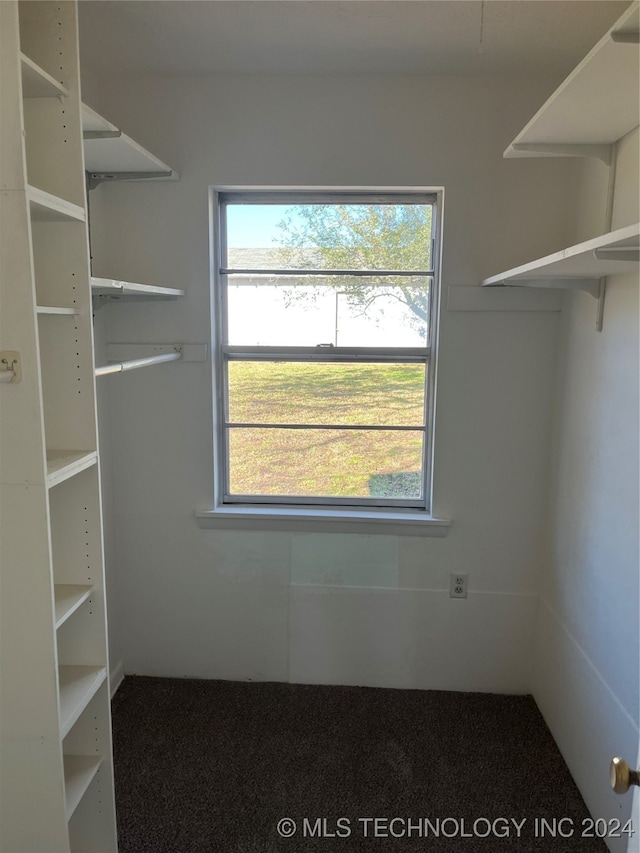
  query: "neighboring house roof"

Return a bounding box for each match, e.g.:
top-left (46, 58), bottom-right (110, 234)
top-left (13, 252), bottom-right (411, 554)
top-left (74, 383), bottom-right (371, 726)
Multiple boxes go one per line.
top-left (226, 247), bottom-right (322, 269)
top-left (227, 248), bottom-right (278, 268)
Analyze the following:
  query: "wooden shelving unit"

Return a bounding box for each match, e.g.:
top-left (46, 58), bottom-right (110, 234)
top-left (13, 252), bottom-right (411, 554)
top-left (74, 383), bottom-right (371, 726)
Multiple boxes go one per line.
top-left (0, 2), bottom-right (117, 850)
top-left (504, 2), bottom-right (639, 162)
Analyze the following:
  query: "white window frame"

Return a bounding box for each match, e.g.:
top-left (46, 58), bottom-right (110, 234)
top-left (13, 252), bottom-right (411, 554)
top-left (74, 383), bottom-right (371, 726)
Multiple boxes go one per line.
top-left (210, 187), bottom-right (444, 518)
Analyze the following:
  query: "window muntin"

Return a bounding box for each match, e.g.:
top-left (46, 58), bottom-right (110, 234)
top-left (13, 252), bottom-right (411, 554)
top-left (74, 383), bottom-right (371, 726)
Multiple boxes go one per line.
top-left (216, 192), bottom-right (439, 510)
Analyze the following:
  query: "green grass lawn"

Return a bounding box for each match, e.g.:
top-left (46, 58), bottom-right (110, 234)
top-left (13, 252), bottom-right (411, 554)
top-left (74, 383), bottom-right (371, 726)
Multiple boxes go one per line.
top-left (227, 361), bottom-right (426, 499)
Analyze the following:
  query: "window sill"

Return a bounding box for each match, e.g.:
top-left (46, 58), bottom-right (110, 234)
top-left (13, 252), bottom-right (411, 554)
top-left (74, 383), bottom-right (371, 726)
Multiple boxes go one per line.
top-left (195, 506), bottom-right (451, 537)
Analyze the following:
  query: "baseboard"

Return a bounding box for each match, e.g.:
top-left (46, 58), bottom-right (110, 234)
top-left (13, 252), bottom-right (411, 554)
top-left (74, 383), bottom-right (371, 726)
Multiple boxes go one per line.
top-left (533, 598), bottom-right (639, 853)
top-left (110, 659), bottom-right (125, 698)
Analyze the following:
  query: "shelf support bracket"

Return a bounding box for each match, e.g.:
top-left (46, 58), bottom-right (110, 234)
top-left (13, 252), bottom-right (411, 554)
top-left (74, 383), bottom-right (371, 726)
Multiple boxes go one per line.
top-left (593, 247), bottom-right (640, 262)
top-left (596, 278), bottom-right (606, 332)
top-left (610, 30), bottom-right (640, 44)
top-left (83, 130), bottom-right (122, 140)
top-left (91, 291), bottom-right (182, 311)
top-left (86, 170), bottom-right (174, 190)
top-left (91, 291), bottom-right (122, 312)
top-left (510, 143), bottom-right (612, 164)
top-left (504, 278), bottom-right (601, 298)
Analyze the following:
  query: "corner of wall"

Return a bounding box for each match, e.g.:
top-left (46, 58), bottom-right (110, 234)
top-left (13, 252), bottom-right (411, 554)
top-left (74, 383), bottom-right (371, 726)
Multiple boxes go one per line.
top-left (532, 126), bottom-right (639, 850)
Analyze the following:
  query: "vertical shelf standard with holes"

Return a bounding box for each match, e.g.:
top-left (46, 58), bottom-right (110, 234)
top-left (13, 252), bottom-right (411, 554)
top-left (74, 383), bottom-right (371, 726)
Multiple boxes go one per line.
top-left (0, 2), bottom-right (117, 851)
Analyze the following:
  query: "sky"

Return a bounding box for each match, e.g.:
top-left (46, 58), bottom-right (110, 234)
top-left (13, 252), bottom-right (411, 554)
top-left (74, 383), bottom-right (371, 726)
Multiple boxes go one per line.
top-left (226, 205), bottom-right (298, 248)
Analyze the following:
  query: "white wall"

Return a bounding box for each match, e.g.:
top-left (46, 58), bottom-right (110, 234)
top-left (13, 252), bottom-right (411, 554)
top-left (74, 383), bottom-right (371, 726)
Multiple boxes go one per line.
top-left (81, 71), bottom-right (576, 691)
top-left (533, 127), bottom-right (639, 852)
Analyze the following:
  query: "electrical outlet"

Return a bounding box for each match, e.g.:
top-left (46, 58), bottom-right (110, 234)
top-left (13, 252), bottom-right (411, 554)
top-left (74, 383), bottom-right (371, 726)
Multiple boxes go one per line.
top-left (449, 573), bottom-right (468, 599)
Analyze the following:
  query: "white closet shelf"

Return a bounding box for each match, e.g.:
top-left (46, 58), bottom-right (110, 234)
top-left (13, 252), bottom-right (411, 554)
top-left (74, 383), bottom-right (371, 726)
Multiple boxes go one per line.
top-left (28, 186), bottom-right (85, 222)
top-left (82, 103), bottom-right (178, 183)
top-left (504, 2), bottom-right (639, 161)
top-left (54, 585), bottom-right (94, 629)
top-left (46, 450), bottom-right (97, 488)
top-left (58, 666), bottom-right (106, 739)
top-left (37, 305), bottom-right (80, 316)
top-left (481, 223), bottom-right (640, 295)
top-left (90, 277), bottom-right (184, 303)
top-left (63, 755), bottom-right (102, 819)
top-left (20, 52), bottom-right (69, 99)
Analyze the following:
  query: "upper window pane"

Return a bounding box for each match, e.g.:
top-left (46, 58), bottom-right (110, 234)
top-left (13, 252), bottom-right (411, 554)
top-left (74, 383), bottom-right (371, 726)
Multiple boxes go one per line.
top-left (225, 203), bottom-right (433, 271)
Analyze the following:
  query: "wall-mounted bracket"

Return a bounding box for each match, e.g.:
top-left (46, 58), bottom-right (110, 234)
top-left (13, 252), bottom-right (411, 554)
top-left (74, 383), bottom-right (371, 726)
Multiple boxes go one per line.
top-left (593, 247), bottom-right (640, 262)
top-left (510, 143), bottom-right (612, 164)
top-left (610, 30), bottom-right (640, 43)
top-left (86, 170), bottom-right (174, 190)
top-left (595, 278), bottom-right (606, 332)
top-left (503, 278), bottom-right (602, 298)
top-left (0, 351), bottom-right (21, 383)
top-left (83, 130), bottom-right (121, 140)
top-left (105, 343), bottom-right (208, 364)
top-left (91, 291), bottom-right (177, 311)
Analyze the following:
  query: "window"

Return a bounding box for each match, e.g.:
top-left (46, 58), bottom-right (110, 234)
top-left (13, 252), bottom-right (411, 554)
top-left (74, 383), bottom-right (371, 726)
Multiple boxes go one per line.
top-left (213, 190), bottom-right (441, 512)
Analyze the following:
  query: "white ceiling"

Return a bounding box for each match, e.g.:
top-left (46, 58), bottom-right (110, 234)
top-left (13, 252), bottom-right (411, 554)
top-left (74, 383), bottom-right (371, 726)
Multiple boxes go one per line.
top-left (79, 1), bottom-right (631, 77)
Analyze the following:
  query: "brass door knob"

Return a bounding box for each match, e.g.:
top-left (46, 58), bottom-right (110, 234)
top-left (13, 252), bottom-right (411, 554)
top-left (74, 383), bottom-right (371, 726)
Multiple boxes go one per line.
top-left (610, 758), bottom-right (640, 794)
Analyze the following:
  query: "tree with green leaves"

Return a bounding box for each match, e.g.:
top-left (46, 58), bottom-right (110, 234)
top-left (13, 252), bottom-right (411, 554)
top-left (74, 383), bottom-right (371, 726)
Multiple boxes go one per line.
top-left (275, 204), bottom-right (433, 335)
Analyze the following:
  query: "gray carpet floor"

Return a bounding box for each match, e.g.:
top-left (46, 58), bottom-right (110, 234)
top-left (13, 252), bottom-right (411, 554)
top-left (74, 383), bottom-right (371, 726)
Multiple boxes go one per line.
top-left (112, 677), bottom-right (607, 852)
